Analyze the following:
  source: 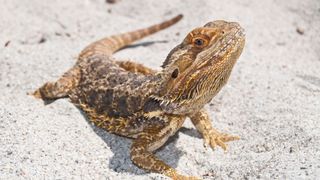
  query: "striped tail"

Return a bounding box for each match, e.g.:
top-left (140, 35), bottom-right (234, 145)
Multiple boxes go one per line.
top-left (78, 14), bottom-right (183, 60)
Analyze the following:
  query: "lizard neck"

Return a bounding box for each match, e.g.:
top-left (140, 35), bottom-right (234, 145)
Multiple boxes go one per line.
top-left (149, 59), bottom-right (236, 115)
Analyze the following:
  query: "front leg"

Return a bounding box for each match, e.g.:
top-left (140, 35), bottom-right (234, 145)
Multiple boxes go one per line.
top-left (130, 115), bottom-right (198, 180)
top-left (190, 109), bottom-right (239, 151)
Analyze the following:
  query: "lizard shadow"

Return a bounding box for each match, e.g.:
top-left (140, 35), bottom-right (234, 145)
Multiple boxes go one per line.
top-left (179, 127), bottom-right (202, 139)
top-left (123, 40), bottom-right (168, 49)
top-left (76, 108), bottom-right (185, 176)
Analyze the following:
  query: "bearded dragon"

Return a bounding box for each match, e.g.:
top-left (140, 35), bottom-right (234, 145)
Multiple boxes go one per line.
top-left (33, 14), bottom-right (245, 179)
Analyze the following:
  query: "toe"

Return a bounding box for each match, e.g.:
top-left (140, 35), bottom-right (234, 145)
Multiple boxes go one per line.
top-left (209, 138), bottom-right (217, 150)
top-left (174, 174), bottom-right (200, 180)
top-left (220, 134), bottom-right (240, 142)
top-left (216, 138), bottom-right (227, 151)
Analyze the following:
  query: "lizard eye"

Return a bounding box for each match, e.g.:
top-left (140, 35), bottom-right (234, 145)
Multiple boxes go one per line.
top-left (194, 39), bottom-right (204, 46)
top-left (192, 37), bottom-right (208, 48)
top-left (171, 69), bottom-right (179, 78)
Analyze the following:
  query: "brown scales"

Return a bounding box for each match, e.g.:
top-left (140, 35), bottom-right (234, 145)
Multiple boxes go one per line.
top-left (33, 14), bottom-right (245, 179)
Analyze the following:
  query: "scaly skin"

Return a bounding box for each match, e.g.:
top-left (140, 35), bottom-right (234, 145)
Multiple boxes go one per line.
top-left (33, 15), bottom-right (245, 179)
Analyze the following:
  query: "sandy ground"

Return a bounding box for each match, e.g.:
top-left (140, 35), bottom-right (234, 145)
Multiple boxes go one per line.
top-left (1, 0), bottom-right (320, 179)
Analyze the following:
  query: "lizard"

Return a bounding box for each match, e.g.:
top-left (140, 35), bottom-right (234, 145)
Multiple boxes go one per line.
top-left (32, 14), bottom-right (245, 179)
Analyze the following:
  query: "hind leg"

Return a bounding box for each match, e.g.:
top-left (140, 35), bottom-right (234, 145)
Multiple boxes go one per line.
top-left (116, 60), bottom-right (156, 75)
top-left (33, 67), bottom-right (80, 100)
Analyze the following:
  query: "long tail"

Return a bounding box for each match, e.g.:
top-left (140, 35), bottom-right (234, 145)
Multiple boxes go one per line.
top-left (78, 14), bottom-right (183, 60)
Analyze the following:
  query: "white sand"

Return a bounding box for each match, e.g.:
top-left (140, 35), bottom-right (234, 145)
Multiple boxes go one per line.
top-left (1, 0), bottom-right (320, 179)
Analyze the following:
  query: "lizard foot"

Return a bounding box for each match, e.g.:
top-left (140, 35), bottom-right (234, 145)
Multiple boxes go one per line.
top-left (203, 130), bottom-right (240, 151)
top-left (31, 89), bottom-right (43, 99)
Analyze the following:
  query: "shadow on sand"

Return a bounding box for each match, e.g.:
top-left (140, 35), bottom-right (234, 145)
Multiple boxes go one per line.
top-left (39, 90), bottom-right (203, 176)
top-left (76, 109), bottom-right (201, 176)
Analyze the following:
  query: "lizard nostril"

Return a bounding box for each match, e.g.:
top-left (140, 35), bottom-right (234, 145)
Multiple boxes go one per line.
top-left (171, 69), bottom-right (179, 78)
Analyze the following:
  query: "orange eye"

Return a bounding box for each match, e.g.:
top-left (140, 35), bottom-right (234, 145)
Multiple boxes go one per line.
top-left (192, 37), bottom-right (208, 48)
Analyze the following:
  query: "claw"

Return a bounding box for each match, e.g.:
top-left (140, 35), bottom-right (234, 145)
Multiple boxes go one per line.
top-left (216, 138), bottom-right (227, 151)
top-left (203, 141), bottom-right (209, 150)
top-left (203, 131), bottom-right (240, 151)
top-left (209, 139), bottom-right (217, 150)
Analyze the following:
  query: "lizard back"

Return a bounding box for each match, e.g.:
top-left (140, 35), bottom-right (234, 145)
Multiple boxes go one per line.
top-left (69, 55), bottom-right (165, 137)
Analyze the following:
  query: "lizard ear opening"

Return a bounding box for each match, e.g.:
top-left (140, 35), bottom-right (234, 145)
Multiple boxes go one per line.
top-left (171, 68), bottom-right (179, 79)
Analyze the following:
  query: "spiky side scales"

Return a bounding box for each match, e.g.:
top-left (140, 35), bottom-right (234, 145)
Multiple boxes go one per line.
top-left (33, 15), bottom-right (245, 179)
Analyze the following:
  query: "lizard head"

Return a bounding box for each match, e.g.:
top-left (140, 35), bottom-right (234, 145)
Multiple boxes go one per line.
top-left (155, 20), bottom-right (245, 114)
